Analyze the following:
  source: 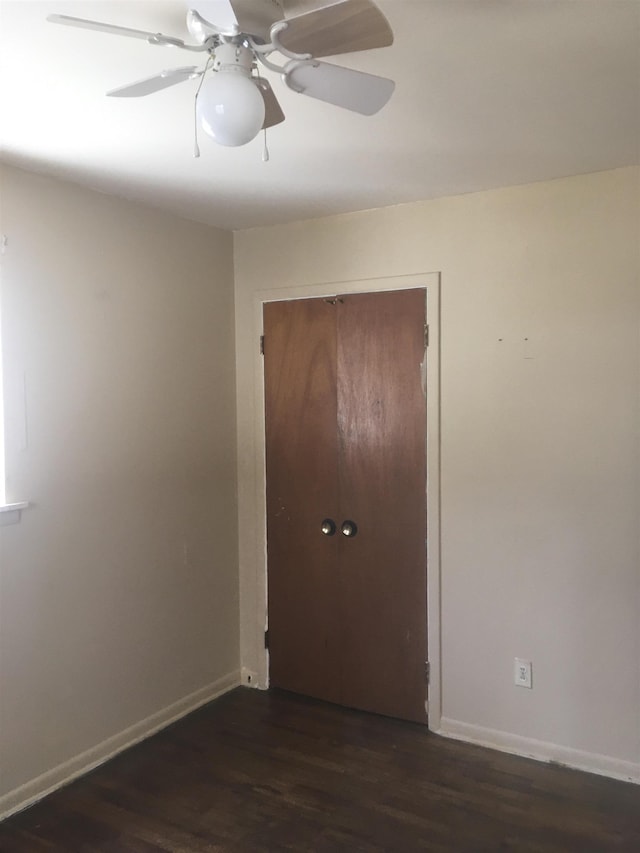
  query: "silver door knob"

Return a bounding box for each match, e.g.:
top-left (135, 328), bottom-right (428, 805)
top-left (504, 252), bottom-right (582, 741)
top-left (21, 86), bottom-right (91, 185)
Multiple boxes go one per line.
top-left (341, 520), bottom-right (358, 538)
top-left (321, 518), bottom-right (336, 536)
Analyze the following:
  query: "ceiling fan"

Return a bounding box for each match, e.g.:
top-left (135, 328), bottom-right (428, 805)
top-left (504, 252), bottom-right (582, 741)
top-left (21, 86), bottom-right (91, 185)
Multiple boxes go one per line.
top-left (47, 0), bottom-right (395, 151)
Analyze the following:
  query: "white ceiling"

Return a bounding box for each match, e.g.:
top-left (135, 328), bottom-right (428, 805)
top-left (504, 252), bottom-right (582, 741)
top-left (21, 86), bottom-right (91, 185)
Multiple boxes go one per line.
top-left (1, 0), bottom-right (639, 230)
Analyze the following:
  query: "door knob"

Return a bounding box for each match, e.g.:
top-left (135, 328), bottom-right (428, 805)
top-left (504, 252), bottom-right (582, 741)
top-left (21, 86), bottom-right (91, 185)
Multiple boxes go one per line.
top-left (341, 520), bottom-right (358, 538)
top-left (321, 518), bottom-right (336, 536)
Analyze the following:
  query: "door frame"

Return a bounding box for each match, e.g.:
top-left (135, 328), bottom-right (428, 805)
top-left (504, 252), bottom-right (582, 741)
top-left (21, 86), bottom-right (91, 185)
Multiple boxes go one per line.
top-left (244, 272), bottom-right (442, 731)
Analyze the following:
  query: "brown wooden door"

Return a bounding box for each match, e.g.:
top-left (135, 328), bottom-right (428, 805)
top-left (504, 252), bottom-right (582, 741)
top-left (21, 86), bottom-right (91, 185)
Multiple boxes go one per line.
top-left (264, 289), bottom-right (427, 724)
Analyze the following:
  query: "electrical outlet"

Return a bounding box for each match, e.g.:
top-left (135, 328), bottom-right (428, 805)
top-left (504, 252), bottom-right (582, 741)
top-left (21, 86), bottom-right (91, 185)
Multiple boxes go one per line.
top-left (514, 658), bottom-right (532, 689)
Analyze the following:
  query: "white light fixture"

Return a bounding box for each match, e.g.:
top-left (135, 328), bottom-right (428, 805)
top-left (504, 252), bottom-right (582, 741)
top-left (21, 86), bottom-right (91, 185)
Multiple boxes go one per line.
top-left (196, 43), bottom-right (265, 147)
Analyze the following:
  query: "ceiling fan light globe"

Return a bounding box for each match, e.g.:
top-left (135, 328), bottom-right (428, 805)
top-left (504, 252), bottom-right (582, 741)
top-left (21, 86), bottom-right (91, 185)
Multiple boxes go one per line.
top-left (197, 72), bottom-right (265, 147)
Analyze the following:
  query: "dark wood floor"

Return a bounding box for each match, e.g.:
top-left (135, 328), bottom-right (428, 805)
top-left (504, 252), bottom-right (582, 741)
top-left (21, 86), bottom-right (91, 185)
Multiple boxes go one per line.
top-left (1, 688), bottom-right (639, 852)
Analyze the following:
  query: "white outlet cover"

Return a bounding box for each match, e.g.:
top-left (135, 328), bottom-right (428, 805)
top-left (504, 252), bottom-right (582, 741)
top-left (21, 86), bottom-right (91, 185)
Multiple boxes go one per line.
top-left (514, 658), bottom-right (533, 689)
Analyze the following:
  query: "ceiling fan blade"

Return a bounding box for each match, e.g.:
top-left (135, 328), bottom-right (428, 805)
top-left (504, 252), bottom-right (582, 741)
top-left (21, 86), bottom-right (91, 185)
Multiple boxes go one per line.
top-left (189, 0), bottom-right (283, 39)
top-left (46, 14), bottom-right (185, 47)
top-left (285, 60), bottom-right (394, 115)
top-left (255, 79), bottom-right (286, 128)
top-left (278, 0), bottom-right (393, 58)
top-left (107, 67), bottom-right (201, 98)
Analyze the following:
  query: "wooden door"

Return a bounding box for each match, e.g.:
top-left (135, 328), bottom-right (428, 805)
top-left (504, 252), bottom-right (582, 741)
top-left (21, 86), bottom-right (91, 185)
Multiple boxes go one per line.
top-left (264, 289), bottom-right (427, 724)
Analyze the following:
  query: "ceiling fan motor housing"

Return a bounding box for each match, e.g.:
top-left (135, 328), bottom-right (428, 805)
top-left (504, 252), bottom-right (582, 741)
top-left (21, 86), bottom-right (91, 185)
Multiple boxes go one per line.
top-left (213, 42), bottom-right (255, 75)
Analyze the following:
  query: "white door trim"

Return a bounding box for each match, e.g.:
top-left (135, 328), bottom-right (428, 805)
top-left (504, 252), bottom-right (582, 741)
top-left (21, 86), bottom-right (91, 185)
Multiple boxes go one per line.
top-left (245, 272), bottom-right (442, 731)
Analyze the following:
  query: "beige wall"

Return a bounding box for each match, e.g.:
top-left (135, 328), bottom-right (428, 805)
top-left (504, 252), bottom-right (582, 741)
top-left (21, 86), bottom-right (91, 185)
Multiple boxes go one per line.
top-left (234, 167), bottom-right (640, 779)
top-left (1, 163), bottom-right (637, 812)
top-left (0, 165), bottom-right (239, 811)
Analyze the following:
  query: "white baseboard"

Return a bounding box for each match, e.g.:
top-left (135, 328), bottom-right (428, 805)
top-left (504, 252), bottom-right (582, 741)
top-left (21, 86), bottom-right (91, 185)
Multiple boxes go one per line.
top-left (438, 717), bottom-right (640, 785)
top-left (0, 669), bottom-right (241, 821)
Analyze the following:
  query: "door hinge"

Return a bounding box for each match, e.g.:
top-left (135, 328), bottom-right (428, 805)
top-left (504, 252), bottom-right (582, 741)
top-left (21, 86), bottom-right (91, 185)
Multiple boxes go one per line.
top-left (425, 661), bottom-right (430, 684)
top-left (424, 324), bottom-right (430, 348)
top-left (260, 335), bottom-right (265, 355)
top-left (264, 629), bottom-right (269, 650)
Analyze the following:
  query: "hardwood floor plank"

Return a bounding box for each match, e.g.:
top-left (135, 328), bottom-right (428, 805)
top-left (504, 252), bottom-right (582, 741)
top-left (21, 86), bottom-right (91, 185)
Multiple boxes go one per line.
top-left (1, 688), bottom-right (639, 851)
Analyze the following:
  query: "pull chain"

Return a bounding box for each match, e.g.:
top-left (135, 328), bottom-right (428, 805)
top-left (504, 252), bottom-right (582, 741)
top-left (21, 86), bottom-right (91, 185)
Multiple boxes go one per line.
top-left (253, 57), bottom-right (270, 164)
top-left (193, 57), bottom-right (212, 158)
